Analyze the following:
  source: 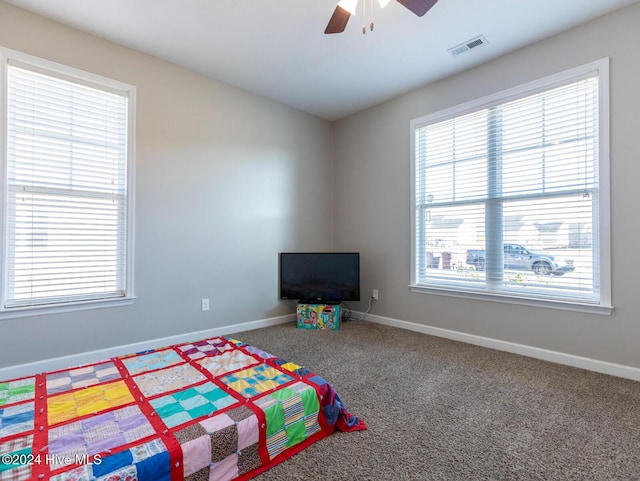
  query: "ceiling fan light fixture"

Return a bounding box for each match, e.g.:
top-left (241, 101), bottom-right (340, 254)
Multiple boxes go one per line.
top-left (325, 0), bottom-right (437, 34)
top-left (337, 0), bottom-right (359, 16)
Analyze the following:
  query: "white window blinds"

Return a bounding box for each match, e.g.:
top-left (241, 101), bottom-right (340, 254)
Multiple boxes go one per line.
top-left (411, 60), bottom-right (610, 310)
top-left (4, 60), bottom-right (131, 308)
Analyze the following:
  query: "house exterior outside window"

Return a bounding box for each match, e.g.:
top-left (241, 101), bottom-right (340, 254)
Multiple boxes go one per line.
top-left (410, 59), bottom-right (611, 314)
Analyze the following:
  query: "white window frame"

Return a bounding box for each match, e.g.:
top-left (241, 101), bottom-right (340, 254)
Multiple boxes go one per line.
top-left (0, 47), bottom-right (136, 319)
top-left (409, 59), bottom-right (611, 315)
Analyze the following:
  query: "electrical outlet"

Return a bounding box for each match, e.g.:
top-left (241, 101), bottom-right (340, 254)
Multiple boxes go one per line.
top-left (201, 298), bottom-right (210, 311)
top-left (372, 289), bottom-right (379, 300)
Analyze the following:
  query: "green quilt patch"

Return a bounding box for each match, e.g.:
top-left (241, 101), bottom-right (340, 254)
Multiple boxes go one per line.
top-left (0, 379), bottom-right (35, 407)
top-left (254, 381), bottom-right (323, 460)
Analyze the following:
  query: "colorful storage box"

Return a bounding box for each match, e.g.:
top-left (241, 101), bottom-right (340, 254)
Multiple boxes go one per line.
top-left (296, 303), bottom-right (340, 330)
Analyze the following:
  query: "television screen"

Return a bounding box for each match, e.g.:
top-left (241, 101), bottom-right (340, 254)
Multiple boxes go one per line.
top-left (279, 252), bottom-right (360, 303)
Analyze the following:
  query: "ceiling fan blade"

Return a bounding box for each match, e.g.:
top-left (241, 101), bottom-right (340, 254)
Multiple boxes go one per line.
top-left (325, 5), bottom-right (352, 34)
top-left (396, 0), bottom-right (438, 17)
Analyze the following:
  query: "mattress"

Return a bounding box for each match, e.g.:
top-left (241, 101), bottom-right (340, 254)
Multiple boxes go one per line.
top-left (0, 335), bottom-right (365, 480)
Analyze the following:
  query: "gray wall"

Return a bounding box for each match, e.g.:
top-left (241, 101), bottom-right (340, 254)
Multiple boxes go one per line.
top-left (334, 3), bottom-right (640, 368)
top-left (0, 3), bottom-right (334, 367)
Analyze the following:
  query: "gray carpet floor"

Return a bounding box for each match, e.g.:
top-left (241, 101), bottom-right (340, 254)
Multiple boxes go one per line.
top-left (232, 320), bottom-right (640, 480)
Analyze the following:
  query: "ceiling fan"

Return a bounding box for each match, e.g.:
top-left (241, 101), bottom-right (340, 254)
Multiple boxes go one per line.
top-left (325, 0), bottom-right (438, 34)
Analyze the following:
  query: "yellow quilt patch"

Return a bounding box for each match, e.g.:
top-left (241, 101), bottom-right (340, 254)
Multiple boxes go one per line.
top-left (280, 362), bottom-right (301, 372)
top-left (47, 380), bottom-right (134, 425)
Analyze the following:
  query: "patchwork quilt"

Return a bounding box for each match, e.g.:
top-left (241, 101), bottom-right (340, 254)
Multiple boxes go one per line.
top-left (0, 336), bottom-right (365, 481)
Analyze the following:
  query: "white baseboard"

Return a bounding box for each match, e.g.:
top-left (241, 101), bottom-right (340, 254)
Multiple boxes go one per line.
top-left (5, 312), bottom-right (638, 383)
top-left (0, 314), bottom-right (294, 381)
top-left (362, 313), bottom-right (640, 382)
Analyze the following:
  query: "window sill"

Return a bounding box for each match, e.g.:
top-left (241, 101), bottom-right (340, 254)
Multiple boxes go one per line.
top-left (0, 296), bottom-right (136, 321)
top-left (409, 284), bottom-right (613, 315)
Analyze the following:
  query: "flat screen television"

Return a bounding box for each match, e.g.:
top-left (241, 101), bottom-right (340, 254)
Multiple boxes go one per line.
top-left (279, 252), bottom-right (360, 304)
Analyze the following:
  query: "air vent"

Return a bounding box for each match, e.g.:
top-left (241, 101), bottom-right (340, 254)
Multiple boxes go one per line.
top-left (448, 35), bottom-right (488, 56)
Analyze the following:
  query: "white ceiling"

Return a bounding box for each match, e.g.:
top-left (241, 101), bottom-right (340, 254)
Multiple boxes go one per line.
top-left (4, 0), bottom-right (639, 121)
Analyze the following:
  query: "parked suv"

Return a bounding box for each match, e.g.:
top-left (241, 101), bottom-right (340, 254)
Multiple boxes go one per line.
top-left (466, 243), bottom-right (575, 275)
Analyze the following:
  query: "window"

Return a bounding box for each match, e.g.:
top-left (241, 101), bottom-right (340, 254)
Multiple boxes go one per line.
top-left (1, 48), bottom-right (135, 317)
top-left (410, 59), bottom-right (611, 313)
